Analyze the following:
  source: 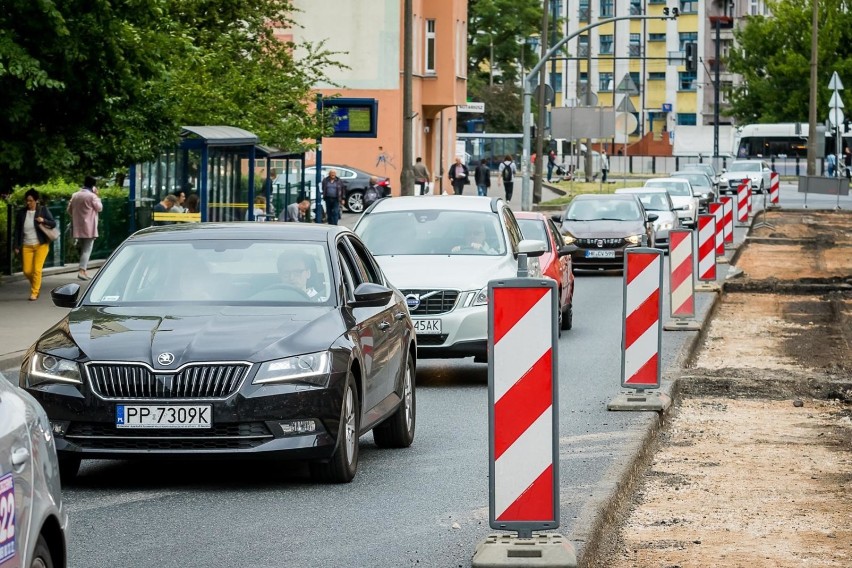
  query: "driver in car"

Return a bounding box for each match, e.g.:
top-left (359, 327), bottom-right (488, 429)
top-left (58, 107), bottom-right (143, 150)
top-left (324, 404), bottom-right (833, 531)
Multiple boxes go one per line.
top-left (451, 224), bottom-right (496, 254)
top-left (276, 253), bottom-right (320, 299)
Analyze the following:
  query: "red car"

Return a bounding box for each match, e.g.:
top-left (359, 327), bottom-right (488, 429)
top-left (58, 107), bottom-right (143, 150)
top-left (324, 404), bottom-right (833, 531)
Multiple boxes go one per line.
top-left (515, 211), bottom-right (576, 331)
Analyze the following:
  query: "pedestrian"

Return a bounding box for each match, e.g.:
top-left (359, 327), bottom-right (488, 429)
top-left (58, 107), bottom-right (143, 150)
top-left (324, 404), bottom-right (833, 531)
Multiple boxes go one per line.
top-left (447, 156), bottom-right (469, 195)
top-left (844, 147), bottom-right (851, 180)
top-left (185, 194), bottom-right (200, 215)
top-left (363, 177), bottom-right (382, 208)
top-left (13, 188), bottom-right (57, 301)
top-left (601, 150), bottom-right (610, 183)
top-left (285, 199), bottom-right (311, 222)
top-left (497, 155), bottom-right (517, 201)
top-left (474, 159), bottom-right (490, 196)
top-left (171, 190), bottom-right (187, 213)
top-left (250, 196), bottom-right (268, 221)
top-left (67, 175), bottom-right (102, 281)
top-left (827, 153), bottom-right (837, 177)
top-left (413, 157), bottom-right (431, 196)
top-left (321, 169), bottom-right (346, 225)
top-left (152, 195), bottom-right (177, 225)
top-left (547, 149), bottom-right (557, 183)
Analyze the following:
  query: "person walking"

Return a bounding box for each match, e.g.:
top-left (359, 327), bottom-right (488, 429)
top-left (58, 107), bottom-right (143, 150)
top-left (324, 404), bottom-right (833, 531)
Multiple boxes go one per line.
top-left (14, 188), bottom-right (57, 301)
top-left (601, 150), bottom-right (610, 183)
top-left (413, 157), bottom-right (431, 195)
top-left (448, 156), bottom-right (469, 195)
top-left (844, 147), bottom-right (851, 180)
top-left (497, 155), bottom-right (517, 201)
top-left (474, 159), bottom-right (491, 196)
top-left (321, 169), bottom-right (346, 225)
top-left (67, 175), bottom-right (102, 281)
top-left (547, 149), bottom-right (557, 183)
top-left (827, 153), bottom-right (837, 177)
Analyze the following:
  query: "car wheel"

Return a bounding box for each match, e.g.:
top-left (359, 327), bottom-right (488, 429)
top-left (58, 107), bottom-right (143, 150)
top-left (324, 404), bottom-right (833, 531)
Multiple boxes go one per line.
top-left (30, 534), bottom-right (54, 568)
top-left (346, 190), bottom-right (365, 213)
top-left (310, 372), bottom-right (360, 483)
top-left (561, 302), bottom-right (573, 331)
top-left (373, 355), bottom-right (416, 448)
top-left (58, 455), bottom-right (80, 484)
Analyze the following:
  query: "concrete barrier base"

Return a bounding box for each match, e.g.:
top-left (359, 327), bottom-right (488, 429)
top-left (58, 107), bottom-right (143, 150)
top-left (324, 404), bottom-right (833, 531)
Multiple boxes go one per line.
top-left (472, 533), bottom-right (577, 567)
top-left (607, 390), bottom-right (671, 412)
top-left (716, 255), bottom-right (729, 264)
top-left (663, 319), bottom-right (702, 331)
top-left (695, 282), bottom-right (721, 293)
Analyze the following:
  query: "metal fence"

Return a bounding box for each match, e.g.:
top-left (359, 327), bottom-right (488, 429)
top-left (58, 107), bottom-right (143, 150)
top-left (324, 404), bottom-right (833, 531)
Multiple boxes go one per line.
top-left (607, 155), bottom-right (826, 177)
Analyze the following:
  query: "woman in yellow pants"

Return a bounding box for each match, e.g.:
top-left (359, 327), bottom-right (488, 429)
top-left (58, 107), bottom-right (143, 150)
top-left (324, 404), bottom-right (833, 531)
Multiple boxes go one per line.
top-left (14, 189), bottom-right (57, 301)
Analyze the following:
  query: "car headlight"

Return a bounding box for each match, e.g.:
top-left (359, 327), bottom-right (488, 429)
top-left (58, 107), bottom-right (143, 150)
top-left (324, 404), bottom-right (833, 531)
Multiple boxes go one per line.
top-left (701, 193), bottom-right (710, 200)
top-left (472, 287), bottom-right (489, 306)
top-left (562, 234), bottom-right (576, 245)
top-left (253, 351), bottom-right (332, 386)
top-left (655, 221), bottom-right (673, 231)
top-left (25, 352), bottom-right (82, 387)
top-left (625, 234), bottom-right (643, 245)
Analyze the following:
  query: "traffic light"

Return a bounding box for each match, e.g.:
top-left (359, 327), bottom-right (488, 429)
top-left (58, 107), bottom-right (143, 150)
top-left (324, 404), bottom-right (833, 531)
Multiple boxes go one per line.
top-left (685, 43), bottom-right (698, 73)
top-left (845, 118), bottom-right (851, 133)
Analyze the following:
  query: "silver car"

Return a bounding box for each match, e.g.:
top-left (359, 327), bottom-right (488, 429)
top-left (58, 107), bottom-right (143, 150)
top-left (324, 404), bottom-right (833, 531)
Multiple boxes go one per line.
top-left (614, 187), bottom-right (682, 250)
top-left (0, 373), bottom-right (67, 568)
top-left (643, 177), bottom-right (700, 228)
top-left (354, 196), bottom-right (544, 361)
top-left (718, 159), bottom-right (773, 194)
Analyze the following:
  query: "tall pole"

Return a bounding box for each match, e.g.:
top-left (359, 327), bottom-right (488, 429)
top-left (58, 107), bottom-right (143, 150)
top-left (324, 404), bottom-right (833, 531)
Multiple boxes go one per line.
top-left (807, 0), bottom-right (818, 176)
top-left (401, 0), bottom-right (415, 195)
top-left (490, 35), bottom-right (494, 87)
top-left (534, 3), bottom-right (550, 204)
top-left (713, 17), bottom-right (720, 158)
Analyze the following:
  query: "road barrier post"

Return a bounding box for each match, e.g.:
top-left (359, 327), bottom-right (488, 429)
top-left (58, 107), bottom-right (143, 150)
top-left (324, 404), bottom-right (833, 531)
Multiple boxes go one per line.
top-left (769, 171), bottom-right (780, 207)
top-left (736, 181), bottom-right (749, 226)
top-left (708, 202), bottom-right (728, 263)
top-left (608, 248), bottom-right (671, 411)
top-left (753, 183), bottom-right (776, 230)
top-left (695, 214), bottom-right (720, 292)
top-left (747, 179), bottom-right (753, 215)
top-left (473, 277), bottom-right (577, 567)
top-left (663, 230), bottom-right (700, 331)
top-left (720, 196), bottom-right (734, 247)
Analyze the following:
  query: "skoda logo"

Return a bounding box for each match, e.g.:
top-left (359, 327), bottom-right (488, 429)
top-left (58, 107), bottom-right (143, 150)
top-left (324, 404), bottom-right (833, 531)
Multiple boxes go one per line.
top-left (405, 294), bottom-right (421, 311)
top-left (157, 352), bottom-right (175, 366)
top-left (596, 239), bottom-right (604, 248)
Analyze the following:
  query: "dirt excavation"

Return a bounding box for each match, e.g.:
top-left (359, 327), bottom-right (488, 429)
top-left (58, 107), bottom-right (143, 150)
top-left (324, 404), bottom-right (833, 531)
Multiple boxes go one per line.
top-left (591, 210), bottom-right (852, 568)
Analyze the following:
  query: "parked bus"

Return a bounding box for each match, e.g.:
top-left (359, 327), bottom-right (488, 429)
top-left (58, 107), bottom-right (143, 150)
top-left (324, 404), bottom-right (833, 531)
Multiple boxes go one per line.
top-left (733, 122), bottom-right (852, 159)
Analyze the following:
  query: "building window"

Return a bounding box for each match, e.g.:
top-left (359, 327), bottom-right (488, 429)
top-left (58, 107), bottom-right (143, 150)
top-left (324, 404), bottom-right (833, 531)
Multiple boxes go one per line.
top-left (630, 71), bottom-right (642, 91)
top-left (680, 0), bottom-right (698, 13)
top-left (600, 72), bottom-right (613, 91)
top-left (648, 0), bottom-right (665, 4)
top-left (649, 33), bottom-right (666, 42)
top-left (749, 0), bottom-right (766, 15)
top-left (425, 19), bottom-right (436, 74)
top-left (679, 72), bottom-right (697, 91)
top-left (579, 0), bottom-right (591, 22)
top-left (678, 32), bottom-right (698, 52)
top-left (600, 0), bottom-right (614, 17)
top-left (578, 35), bottom-right (590, 58)
top-left (629, 34), bottom-right (642, 57)
top-left (630, 0), bottom-right (642, 15)
top-left (580, 71), bottom-right (588, 84)
top-left (600, 34), bottom-right (613, 55)
top-left (648, 72), bottom-right (666, 80)
top-left (550, 72), bottom-right (563, 93)
top-left (677, 113), bottom-right (697, 125)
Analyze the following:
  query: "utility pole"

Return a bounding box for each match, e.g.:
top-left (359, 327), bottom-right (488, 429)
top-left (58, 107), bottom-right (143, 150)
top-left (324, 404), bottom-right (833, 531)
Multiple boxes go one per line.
top-left (713, 17), bottom-right (721, 158)
top-left (533, 2), bottom-right (550, 204)
top-left (807, 0), bottom-right (818, 176)
top-left (401, 0), bottom-right (415, 195)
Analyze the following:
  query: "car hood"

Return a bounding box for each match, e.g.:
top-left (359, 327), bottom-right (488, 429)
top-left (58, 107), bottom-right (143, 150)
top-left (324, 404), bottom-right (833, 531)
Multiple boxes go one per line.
top-left (36, 305), bottom-right (341, 367)
top-left (375, 254), bottom-right (519, 291)
top-left (561, 219), bottom-right (646, 238)
top-left (721, 172), bottom-right (760, 182)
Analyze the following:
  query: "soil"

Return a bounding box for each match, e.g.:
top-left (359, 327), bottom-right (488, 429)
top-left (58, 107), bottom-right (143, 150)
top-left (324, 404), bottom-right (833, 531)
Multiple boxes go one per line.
top-left (591, 210), bottom-right (852, 568)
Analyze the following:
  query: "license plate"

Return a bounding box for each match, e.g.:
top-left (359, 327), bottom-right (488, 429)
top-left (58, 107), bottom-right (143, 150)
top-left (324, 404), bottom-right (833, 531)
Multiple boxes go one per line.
top-left (116, 405), bottom-right (212, 429)
top-left (412, 318), bottom-right (442, 334)
top-left (585, 250), bottom-right (616, 258)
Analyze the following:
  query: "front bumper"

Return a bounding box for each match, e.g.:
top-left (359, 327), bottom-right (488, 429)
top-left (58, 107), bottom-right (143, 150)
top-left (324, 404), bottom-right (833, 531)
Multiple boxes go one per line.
top-left (412, 305), bottom-right (488, 359)
top-left (571, 247), bottom-right (631, 270)
top-left (675, 210), bottom-right (696, 227)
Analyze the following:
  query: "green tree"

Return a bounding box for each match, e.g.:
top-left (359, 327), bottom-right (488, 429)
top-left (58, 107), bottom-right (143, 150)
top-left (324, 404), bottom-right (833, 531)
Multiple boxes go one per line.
top-left (726, 0), bottom-right (852, 123)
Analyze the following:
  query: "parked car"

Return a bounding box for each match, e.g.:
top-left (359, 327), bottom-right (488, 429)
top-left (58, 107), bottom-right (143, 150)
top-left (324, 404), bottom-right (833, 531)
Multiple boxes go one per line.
top-left (614, 187), bottom-right (681, 250)
top-left (275, 165), bottom-right (392, 214)
top-left (21, 223), bottom-right (416, 484)
top-left (354, 196), bottom-right (546, 361)
top-left (643, 177), bottom-right (699, 228)
top-left (1, 372), bottom-right (68, 567)
top-left (515, 211), bottom-right (576, 331)
top-left (670, 170), bottom-right (716, 212)
top-left (680, 162), bottom-right (720, 190)
top-left (556, 194), bottom-right (657, 272)
top-left (718, 159), bottom-right (773, 194)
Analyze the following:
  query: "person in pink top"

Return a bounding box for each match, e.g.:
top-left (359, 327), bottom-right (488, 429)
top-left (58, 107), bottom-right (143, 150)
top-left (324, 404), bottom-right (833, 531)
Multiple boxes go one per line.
top-left (67, 175), bottom-right (103, 280)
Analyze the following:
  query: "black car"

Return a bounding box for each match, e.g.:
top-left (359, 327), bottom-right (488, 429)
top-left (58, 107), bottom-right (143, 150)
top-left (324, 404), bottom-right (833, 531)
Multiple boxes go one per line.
top-left (20, 223), bottom-right (416, 483)
top-left (305, 165), bottom-right (392, 213)
top-left (557, 194), bottom-right (658, 271)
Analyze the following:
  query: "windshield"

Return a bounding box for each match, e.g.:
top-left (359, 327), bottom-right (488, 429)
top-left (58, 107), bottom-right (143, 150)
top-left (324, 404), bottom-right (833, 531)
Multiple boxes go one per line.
top-left (517, 219), bottom-right (551, 251)
top-left (565, 199), bottom-right (643, 221)
top-left (674, 173), bottom-right (710, 188)
top-left (729, 162), bottom-right (761, 173)
top-left (625, 192), bottom-right (671, 211)
top-left (356, 210), bottom-right (507, 256)
top-left (87, 240), bottom-right (334, 306)
top-left (645, 180), bottom-right (692, 196)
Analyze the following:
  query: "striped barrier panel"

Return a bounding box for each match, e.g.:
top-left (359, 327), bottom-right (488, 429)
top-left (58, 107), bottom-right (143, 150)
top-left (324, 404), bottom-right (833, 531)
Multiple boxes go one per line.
top-left (621, 249), bottom-right (663, 389)
top-left (668, 230), bottom-right (695, 319)
top-left (488, 278), bottom-right (559, 534)
top-left (737, 181), bottom-right (750, 224)
top-left (708, 202), bottom-right (725, 256)
top-left (770, 171), bottom-right (780, 204)
top-left (720, 196), bottom-right (734, 244)
top-left (697, 214), bottom-right (717, 282)
top-left (747, 179), bottom-right (753, 214)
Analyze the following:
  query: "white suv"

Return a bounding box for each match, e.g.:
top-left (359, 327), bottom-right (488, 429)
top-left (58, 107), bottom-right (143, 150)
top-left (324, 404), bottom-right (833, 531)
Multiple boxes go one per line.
top-left (354, 196), bottom-right (543, 361)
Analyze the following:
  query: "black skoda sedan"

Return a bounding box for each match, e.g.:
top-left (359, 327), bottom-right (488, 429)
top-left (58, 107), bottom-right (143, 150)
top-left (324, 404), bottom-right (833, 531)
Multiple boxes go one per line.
top-left (20, 223), bottom-right (416, 483)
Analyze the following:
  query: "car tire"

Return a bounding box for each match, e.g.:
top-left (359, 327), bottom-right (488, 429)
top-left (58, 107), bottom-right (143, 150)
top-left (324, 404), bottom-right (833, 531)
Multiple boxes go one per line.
top-left (58, 455), bottom-right (80, 484)
top-left (30, 534), bottom-right (54, 568)
top-left (310, 372), bottom-right (360, 483)
top-left (373, 355), bottom-right (416, 449)
top-left (346, 190), bottom-right (365, 213)
top-left (561, 302), bottom-right (573, 331)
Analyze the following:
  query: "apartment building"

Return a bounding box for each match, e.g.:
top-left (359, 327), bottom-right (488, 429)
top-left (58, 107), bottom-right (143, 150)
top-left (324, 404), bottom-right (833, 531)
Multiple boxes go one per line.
top-left (284, 0), bottom-right (468, 193)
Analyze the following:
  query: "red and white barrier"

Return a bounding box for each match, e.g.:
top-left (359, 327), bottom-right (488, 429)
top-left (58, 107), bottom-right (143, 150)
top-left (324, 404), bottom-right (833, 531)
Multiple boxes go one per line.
top-left (697, 214), bottom-right (717, 282)
top-left (708, 202), bottom-right (725, 257)
top-left (720, 196), bottom-right (734, 245)
top-left (621, 249), bottom-right (663, 388)
top-left (747, 179), bottom-right (753, 214)
top-left (736, 181), bottom-right (750, 224)
top-left (489, 280), bottom-right (558, 531)
top-left (770, 171), bottom-right (780, 204)
top-left (668, 230), bottom-right (695, 319)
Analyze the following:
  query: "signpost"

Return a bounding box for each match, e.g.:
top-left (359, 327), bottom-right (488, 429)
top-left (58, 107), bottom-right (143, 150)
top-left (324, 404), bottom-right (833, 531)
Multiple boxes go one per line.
top-left (828, 72), bottom-right (844, 178)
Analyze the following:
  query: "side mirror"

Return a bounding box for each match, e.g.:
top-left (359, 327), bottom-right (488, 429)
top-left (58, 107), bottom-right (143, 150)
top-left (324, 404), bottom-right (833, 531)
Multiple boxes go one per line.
top-left (550, 213), bottom-right (563, 224)
top-left (51, 283), bottom-right (81, 308)
top-left (351, 282), bottom-right (394, 308)
top-left (647, 213), bottom-right (659, 222)
top-left (558, 244), bottom-right (578, 257)
top-left (516, 239), bottom-right (546, 258)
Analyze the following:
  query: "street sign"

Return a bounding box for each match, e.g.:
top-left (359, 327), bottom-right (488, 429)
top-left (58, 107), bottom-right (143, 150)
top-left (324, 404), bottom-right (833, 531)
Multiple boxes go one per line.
top-left (533, 84), bottom-right (556, 106)
top-left (828, 71), bottom-right (844, 91)
top-left (615, 73), bottom-right (640, 95)
top-left (829, 91), bottom-right (845, 109)
top-left (616, 95), bottom-right (637, 113)
top-left (829, 107), bottom-right (845, 128)
top-left (458, 102), bottom-right (485, 113)
top-left (662, 103), bottom-right (672, 112)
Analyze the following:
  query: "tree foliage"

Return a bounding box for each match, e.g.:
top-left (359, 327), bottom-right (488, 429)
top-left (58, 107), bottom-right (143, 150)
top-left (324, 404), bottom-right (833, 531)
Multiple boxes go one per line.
top-left (726, 0), bottom-right (852, 123)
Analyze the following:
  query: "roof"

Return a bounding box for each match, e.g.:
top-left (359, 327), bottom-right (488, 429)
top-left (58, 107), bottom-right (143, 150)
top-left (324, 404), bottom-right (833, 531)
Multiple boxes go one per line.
top-left (180, 126), bottom-right (259, 146)
top-left (255, 145), bottom-right (305, 159)
top-left (368, 195), bottom-right (502, 213)
top-left (615, 187), bottom-right (666, 193)
top-left (129, 222), bottom-right (350, 243)
top-left (572, 193), bottom-right (640, 201)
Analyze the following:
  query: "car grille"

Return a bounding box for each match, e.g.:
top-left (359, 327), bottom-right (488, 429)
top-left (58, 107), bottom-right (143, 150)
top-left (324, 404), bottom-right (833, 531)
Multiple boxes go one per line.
top-left (416, 334), bottom-right (448, 346)
top-left (576, 238), bottom-right (625, 249)
top-left (87, 363), bottom-right (250, 400)
top-left (66, 422), bottom-right (273, 450)
top-left (400, 290), bottom-right (459, 315)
